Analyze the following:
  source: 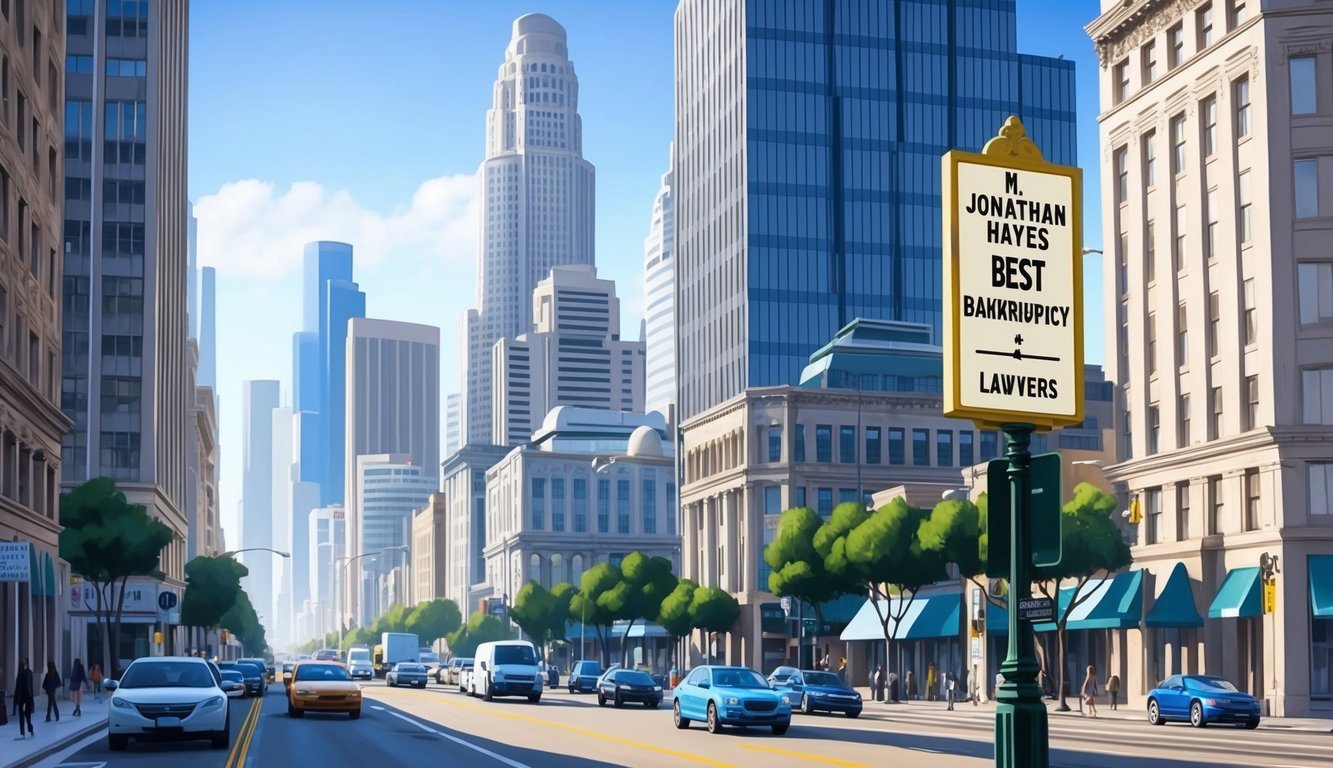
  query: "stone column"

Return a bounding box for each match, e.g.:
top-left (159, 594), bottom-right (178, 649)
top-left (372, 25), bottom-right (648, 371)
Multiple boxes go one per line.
top-left (724, 491), bottom-right (740, 593)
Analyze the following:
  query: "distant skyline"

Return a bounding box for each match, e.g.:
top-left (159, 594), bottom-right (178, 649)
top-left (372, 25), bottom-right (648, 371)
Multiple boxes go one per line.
top-left (193, 0), bottom-right (1104, 543)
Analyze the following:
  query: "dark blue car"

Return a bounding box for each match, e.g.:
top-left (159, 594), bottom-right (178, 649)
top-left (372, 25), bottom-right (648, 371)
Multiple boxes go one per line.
top-left (568, 660), bottom-right (602, 693)
top-left (767, 668), bottom-right (862, 717)
top-left (1146, 675), bottom-right (1259, 729)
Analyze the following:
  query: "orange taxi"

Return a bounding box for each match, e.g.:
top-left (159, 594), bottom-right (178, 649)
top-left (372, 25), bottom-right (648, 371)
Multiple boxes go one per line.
top-left (287, 661), bottom-right (362, 719)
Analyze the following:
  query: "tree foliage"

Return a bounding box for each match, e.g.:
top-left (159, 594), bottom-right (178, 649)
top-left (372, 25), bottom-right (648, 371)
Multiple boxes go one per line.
top-left (602, 553), bottom-right (677, 665)
top-left (689, 586), bottom-right (740, 633)
top-left (406, 599), bottom-right (463, 645)
top-left (511, 581), bottom-right (568, 660)
top-left (765, 506), bottom-right (864, 626)
top-left (221, 588), bottom-right (267, 656)
top-left (445, 611), bottom-right (514, 658)
top-left (181, 555), bottom-right (247, 629)
top-left (59, 477), bottom-right (175, 675)
top-left (570, 562), bottom-right (622, 665)
top-left (657, 578), bottom-right (698, 640)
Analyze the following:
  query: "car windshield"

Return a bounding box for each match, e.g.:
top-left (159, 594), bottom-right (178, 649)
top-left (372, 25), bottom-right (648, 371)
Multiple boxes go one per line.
top-left (712, 669), bottom-right (769, 689)
top-left (617, 671), bottom-right (655, 685)
top-left (802, 672), bottom-right (845, 688)
top-left (493, 645), bottom-right (537, 665)
top-left (235, 663), bottom-right (263, 678)
top-left (295, 665), bottom-right (352, 682)
top-left (282, 662), bottom-right (294, 672)
top-left (120, 661), bottom-right (216, 689)
top-left (461, 660), bottom-right (474, 668)
top-left (1189, 677), bottom-right (1239, 692)
top-left (579, 662), bottom-right (603, 674)
top-left (397, 664), bottom-right (425, 672)
top-left (220, 671), bottom-right (243, 681)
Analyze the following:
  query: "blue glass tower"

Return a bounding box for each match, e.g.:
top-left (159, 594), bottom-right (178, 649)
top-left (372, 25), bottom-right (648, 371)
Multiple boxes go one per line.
top-left (292, 242), bottom-right (366, 506)
top-left (673, 0), bottom-right (1077, 420)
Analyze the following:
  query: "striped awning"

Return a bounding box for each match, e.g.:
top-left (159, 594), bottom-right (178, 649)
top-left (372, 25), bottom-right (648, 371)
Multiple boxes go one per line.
top-left (840, 593), bottom-right (961, 642)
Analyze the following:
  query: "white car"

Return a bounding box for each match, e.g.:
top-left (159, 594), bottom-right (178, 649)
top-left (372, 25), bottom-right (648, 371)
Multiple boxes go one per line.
top-left (106, 656), bottom-right (230, 752)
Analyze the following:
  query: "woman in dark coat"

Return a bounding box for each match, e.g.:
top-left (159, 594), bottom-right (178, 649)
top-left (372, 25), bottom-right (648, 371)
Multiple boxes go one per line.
top-left (69, 658), bottom-right (88, 716)
top-left (42, 660), bottom-right (61, 722)
top-left (12, 658), bottom-right (35, 738)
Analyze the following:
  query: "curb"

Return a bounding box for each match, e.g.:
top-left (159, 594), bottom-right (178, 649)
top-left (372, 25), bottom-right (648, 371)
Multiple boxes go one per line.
top-left (3, 718), bottom-right (106, 768)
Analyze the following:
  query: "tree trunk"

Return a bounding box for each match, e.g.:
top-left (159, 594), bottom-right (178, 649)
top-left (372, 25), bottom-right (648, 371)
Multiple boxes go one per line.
top-left (1055, 624), bottom-right (1070, 711)
top-left (620, 618), bottom-right (637, 668)
top-left (94, 581), bottom-right (113, 679)
top-left (112, 577), bottom-right (129, 677)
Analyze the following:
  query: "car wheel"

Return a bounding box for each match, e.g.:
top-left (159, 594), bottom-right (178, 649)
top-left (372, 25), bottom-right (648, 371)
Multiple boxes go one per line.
top-left (647, 700), bottom-right (658, 709)
top-left (1190, 701), bottom-right (1206, 728)
top-left (801, 694), bottom-right (812, 715)
top-left (569, 685), bottom-right (575, 693)
top-left (772, 722), bottom-right (790, 736)
top-left (483, 680), bottom-right (493, 702)
top-left (349, 709), bottom-right (361, 720)
top-left (211, 728), bottom-right (229, 750)
top-left (706, 702), bottom-right (721, 734)
top-left (528, 694), bottom-right (541, 704)
top-left (1244, 718), bottom-right (1259, 730)
top-left (614, 693), bottom-right (624, 708)
top-left (845, 710), bottom-right (860, 718)
top-left (109, 734), bottom-right (129, 751)
top-left (290, 706), bottom-right (304, 719)
top-left (1147, 698), bottom-right (1164, 726)
top-left (598, 692), bottom-right (606, 706)
top-left (673, 700), bottom-right (690, 729)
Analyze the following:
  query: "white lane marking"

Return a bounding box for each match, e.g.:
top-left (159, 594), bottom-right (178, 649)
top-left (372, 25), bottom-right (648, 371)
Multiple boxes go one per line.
top-left (30, 729), bottom-right (106, 768)
top-left (378, 707), bottom-right (533, 768)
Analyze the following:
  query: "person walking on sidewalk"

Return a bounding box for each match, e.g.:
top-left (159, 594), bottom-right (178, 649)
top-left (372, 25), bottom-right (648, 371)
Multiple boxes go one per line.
top-left (12, 658), bottom-right (35, 739)
top-left (926, 663), bottom-right (937, 701)
top-left (872, 664), bottom-right (885, 702)
top-left (905, 669), bottom-right (916, 701)
top-left (887, 670), bottom-right (899, 703)
top-left (945, 671), bottom-right (956, 710)
top-left (1106, 673), bottom-right (1120, 711)
top-left (1081, 665), bottom-right (1099, 718)
top-left (90, 664), bottom-right (103, 703)
top-left (69, 659), bottom-right (88, 717)
top-left (42, 661), bottom-right (62, 722)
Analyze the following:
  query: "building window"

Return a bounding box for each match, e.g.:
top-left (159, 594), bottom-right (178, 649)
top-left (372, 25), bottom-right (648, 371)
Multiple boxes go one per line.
top-left (530, 478), bottom-right (545, 530)
top-left (980, 431), bottom-right (999, 462)
top-left (1114, 59), bottom-right (1130, 103)
top-left (815, 425), bottom-right (832, 463)
top-left (1179, 393), bottom-right (1191, 446)
top-left (597, 478), bottom-right (609, 533)
top-left (1177, 303), bottom-right (1189, 367)
top-left (1197, 4), bottom-right (1214, 47)
top-left (1206, 189), bottom-right (1219, 260)
top-left (666, 482), bottom-right (676, 536)
top-left (1311, 464), bottom-right (1333, 515)
top-left (1296, 159), bottom-right (1319, 219)
top-left (551, 478), bottom-right (565, 531)
top-left (1146, 488), bottom-right (1162, 544)
top-left (1114, 146), bottom-right (1129, 203)
top-left (866, 427), bottom-right (882, 464)
top-left (817, 488), bottom-right (833, 516)
top-left (960, 431), bottom-right (974, 467)
top-left (1119, 232), bottom-right (1129, 292)
top-left (936, 431), bottom-right (954, 467)
top-left (1242, 279), bottom-right (1256, 344)
top-left (1146, 221), bottom-right (1157, 282)
top-left (1303, 368), bottom-right (1333, 424)
top-left (1168, 23), bottom-right (1185, 69)
top-left (1299, 262), bottom-right (1333, 325)
top-left (1210, 386), bottom-right (1224, 439)
top-left (794, 424), bottom-right (805, 463)
top-left (1147, 312), bottom-right (1158, 375)
top-left (1238, 172), bottom-right (1252, 244)
top-left (573, 477), bottom-right (588, 533)
top-left (1174, 205), bottom-right (1187, 273)
top-left (767, 426), bottom-right (782, 463)
top-left (1142, 41), bottom-right (1158, 86)
top-left (1201, 96), bottom-right (1217, 157)
top-left (1170, 114), bottom-right (1187, 176)
top-left (1244, 469), bottom-right (1259, 531)
top-left (839, 425), bottom-right (856, 464)
top-left (1144, 131), bottom-right (1157, 187)
top-left (1231, 0), bottom-right (1248, 26)
top-left (1177, 482), bottom-right (1192, 540)
top-left (1291, 56), bottom-right (1317, 115)
top-left (1245, 375), bottom-right (1259, 430)
top-left (912, 429), bottom-right (930, 466)
top-left (888, 427), bottom-right (905, 465)
top-left (617, 479), bottom-right (630, 534)
top-left (1234, 77), bottom-right (1250, 138)
top-left (642, 478), bottom-right (656, 535)
top-left (1208, 475), bottom-right (1223, 534)
top-left (1207, 291), bottom-right (1220, 358)
top-left (1148, 404), bottom-right (1161, 454)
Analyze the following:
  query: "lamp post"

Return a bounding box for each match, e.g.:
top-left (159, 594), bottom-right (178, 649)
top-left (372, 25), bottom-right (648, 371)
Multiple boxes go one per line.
top-left (220, 548), bottom-right (291, 560)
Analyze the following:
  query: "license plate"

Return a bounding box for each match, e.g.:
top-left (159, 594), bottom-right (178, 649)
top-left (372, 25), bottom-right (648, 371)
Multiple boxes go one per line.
top-left (155, 717), bottom-right (181, 728)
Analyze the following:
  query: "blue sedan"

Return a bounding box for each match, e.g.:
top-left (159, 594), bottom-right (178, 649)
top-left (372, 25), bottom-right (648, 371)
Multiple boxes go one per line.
top-left (768, 668), bottom-right (862, 717)
top-left (672, 665), bottom-right (791, 735)
top-left (1147, 675), bottom-right (1260, 729)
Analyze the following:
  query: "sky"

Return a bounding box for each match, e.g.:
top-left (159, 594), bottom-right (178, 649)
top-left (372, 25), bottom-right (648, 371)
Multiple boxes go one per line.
top-left (191, 0), bottom-right (1105, 542)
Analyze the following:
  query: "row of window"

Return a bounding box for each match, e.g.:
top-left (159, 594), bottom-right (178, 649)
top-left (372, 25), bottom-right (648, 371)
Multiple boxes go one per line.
top-left (1140, 463), bottom-right (1333, 545)
top-left (1136, 375), bottom-right (1260, 456)
top-left (763, 424), bottom-right (998, 468)
top-left (1112, 1), bottom-right (1249, 105)
top-left (68, 0), bottom-right (149, 38)
top-left (527, 476), bottom-right (677, 536)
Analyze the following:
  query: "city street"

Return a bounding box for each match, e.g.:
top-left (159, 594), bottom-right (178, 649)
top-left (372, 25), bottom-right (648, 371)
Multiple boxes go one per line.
top-left (31, 681), bottom-right (1333, 768)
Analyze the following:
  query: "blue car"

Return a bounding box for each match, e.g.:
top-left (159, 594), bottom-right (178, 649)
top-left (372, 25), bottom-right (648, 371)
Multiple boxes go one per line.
top-left (1146, 675), bottom-right (1260, 729)
top-left (672, 665), bottom-right (791, 735)
top-left (767, 667), bottom-right (862, 717)
top-left (568, 660), bottom-right (603, 693)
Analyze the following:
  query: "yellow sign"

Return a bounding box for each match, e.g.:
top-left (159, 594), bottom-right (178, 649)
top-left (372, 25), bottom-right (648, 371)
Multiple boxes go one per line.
top-left (1263, 579), bottom-right (1277, 614)
top-left (943, 116), bottom-right (1084, 429)
top-left (153, 631), bottom-right (164, 645)
top-left (220, 629), bottom-right (230, 643)
top-left (1127, 497), bottom-right (1143, 525)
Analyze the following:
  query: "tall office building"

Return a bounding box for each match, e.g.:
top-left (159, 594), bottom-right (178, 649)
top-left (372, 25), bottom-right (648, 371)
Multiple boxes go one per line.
top-left (672, 0), bottom-right (1076, 420)
top-left (343, 318), bottom-right (439, 622)
top-left (240, 380), bottom-right (279, 610)
top-left (270, 406), bottom-right (295, 644)
top-left (61, 0), bottom-right (192, 590)
top-left (493, 265), bottom-right (645, 445)
top-left (308, 504), bottom-right (344, 636)
top-left (643, 147), bottom-right (676, 420)
top-left (463, 13), bottom-right (596, 444)
top-left (198, 266), bottom-right (216, 390)
top-left (293, 241), bottom-right (366, 508)
top-left (445, 392), bottom-right (462, 459)
top-left (354, 454), bottom-right (434, 622)
top-left (1089, 0), bottom-right (1333, 716)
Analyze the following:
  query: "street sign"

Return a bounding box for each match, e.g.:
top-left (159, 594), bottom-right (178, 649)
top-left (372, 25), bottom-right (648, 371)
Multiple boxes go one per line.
top-left (943, 116), bottom-right (1084, 429)
top-left (158, 591), bottom-right (179, 611)
top-left (0, 541), bottom-right (31, 581)
top-left (985, 452), bottom-right (1063, 576)
top-left (1017, 596), bottom-right (1054, 622)
top-left (1263, 579), bottom-right (1277, 614)
top-left (780, 596), bottom-right (791, 617)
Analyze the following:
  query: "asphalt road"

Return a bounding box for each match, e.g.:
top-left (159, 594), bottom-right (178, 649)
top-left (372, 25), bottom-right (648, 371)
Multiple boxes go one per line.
top-left (33, 680), bottom-right (1333, 768)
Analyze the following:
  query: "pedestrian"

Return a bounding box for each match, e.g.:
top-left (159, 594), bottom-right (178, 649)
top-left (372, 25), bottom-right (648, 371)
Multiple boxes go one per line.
top-left (926, 663), bottom-right (937, 701)
top-left (945, 671), bottom-right (956, 710)
top-left (994, 671), bottom-right (1005, 699)
top-left (1107, 673), bottom-right (1120, 711)
top-left (90, 664), bottom-right (103, 703)
top-left (12, 658), bottom-right (35, 738)
top-left (873, 664), bottom-right (885, 702)
top-left (69, 658), bottom-right (87, 717)
top-left (970, 664), bottom-right (980, 705)
top-left (887, 670), bottom-right (899, 703)
top-left (905, 669), bottom-right (915, 701)
top-left (42, 661), bottom-right (62, 722)
top-left (837, 656), bottom-right (847, 674)
top-left (1081, 665), bottom-right (1099, 718)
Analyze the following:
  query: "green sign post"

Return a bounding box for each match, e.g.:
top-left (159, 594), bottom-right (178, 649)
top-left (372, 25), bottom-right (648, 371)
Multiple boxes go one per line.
top-left (942, 117), bottom-right (1084, 768)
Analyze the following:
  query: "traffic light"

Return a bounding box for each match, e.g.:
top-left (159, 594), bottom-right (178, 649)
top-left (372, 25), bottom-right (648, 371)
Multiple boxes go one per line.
top-left (1126, 496), bottom-right (1143, 525)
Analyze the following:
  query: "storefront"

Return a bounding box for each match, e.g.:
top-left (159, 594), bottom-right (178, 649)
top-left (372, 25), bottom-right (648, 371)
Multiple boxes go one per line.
top-left (1142, 562), bottom-right (1204, 687)
top-left (1307, 555), bottom-right (1333, 711)
top-left (1, 542), bottom-right (62, 693)
top-left (841, 591), bottom-right (963, 697)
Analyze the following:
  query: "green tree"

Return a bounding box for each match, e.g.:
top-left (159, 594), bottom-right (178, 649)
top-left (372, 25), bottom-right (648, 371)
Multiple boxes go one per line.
top-left (445, 611), bottom-right (514, 658)
top-left (765, 506), bottom-right (865, 646)
top-left (370, 603), bottom-right (410, 635)
top-left (406, 599), bottom-right (463, 646)
top-left (656, 578), bottom-right (698, 643)
top-left (181, 555), bottom-right (248, 652)
top-left (689, 586), bottom-right (740, 663)
top-left (59, 477), bottom-right (175, 675)
top-left (221, 588), bottom-right (267, 656)
top-left (344, 627), bottom-right (376, 651)
top-left (1033, 483), bottom-right (1133, 710)
top-left (570, 562), bottom-right (622, 665)
top-left (511, 581), bottom-right (565, 661)
top-left (602, 552), bottom-right (677, 666)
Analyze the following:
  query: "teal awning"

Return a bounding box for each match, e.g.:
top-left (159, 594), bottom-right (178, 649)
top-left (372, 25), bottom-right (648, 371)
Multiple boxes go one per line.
top-left (28, 545), bottom-right (42, 595)
top-left (840, 593), bottom-right (961, 642)
top-left (1145, 563), bottom-right (1204, 628)
top-left (1208, 567), bottom-right (1262, 619)
top-left (1309, 556), bottom-right (1333, 618)
top-left (626, 621), bottom-right (670, 639)
top-left (986, 603), bottom-right (1009, 635)
top-left (42, 553), bottom-right (56, 598)
top-left (1034, 570), bottom-right (1144, 632)
top-left (565, 622), bottom-right (599, 642)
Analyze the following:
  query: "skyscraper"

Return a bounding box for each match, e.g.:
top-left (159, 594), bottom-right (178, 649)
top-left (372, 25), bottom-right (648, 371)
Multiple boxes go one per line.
top-left (271, 406), bottom-right (294, 642)
top-left (62, 0), bottom-right (192, 586)
top-left (198, 266), bottom-right (217, 390)
top-left (464, 13), bottom-right (596, 443)
top-left (308, 505), bottom-right (344, 637)
top-left (672, 0), bottom-right (1076, 421)
top-left (241, 380), bottom-right (280, 610)
top-left (642, 146), bottom-right (675, 419)
top-left (354, 454), bottom-right (434, 622)
top-left (445, 392), bottom-right (462, 459)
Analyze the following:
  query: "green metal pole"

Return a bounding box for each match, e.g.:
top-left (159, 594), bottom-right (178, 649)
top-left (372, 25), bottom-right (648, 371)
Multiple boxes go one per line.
top-left (995, 424), bottom-right (1048, 768)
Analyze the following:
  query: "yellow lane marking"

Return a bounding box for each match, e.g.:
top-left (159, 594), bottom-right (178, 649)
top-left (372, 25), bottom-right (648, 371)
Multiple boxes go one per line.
top-left (741, 744), bottom-right (875, 768)
top-left (371, 689), bottom-right (738, 768)
top-left (225, 696), bottom-right (262, 768)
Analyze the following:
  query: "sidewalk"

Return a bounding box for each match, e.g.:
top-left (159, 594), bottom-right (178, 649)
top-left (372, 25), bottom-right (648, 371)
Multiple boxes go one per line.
top-left (2, 696), bottom-right (108, 768)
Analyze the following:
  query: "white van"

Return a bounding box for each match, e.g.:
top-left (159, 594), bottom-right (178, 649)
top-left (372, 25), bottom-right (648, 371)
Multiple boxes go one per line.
top-left (346, 647), bottom-right (373, 680)
top-left (469, 640), bottom-right (543, 703)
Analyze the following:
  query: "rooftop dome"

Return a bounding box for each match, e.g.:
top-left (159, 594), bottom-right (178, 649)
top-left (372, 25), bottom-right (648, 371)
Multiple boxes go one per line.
top-left (626, 425), bottom-right (664, 458)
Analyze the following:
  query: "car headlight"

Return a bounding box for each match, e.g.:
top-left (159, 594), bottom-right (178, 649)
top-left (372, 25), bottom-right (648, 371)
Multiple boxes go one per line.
top-left (780, 694), bottom-right (792, 705)
top-left (201, 696), bottom-right (225, 709)
top-left (617, 684), bottom-right (629, 691)
top-left (1205, 698), bottom-right (1221, 706)
top-left (349, 689), bottom-right (361, 697)
top-left (724, 696), bottom-right (740, 706)
top-left (494, 671), bottom-right (505, 680)
top-left (810, 691), bottom-right (825, 697)
top-left (653, 686), bottom-right (662, 691)
top-left (112, 697), bottom-right (135, 710)
top-left (296, 689), bottom-right (313, 696)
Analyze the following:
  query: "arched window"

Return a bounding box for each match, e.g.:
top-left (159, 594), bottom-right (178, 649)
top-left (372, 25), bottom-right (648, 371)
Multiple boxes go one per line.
top-left (571, 554), bottom-right (585, 587)
top-left (550, 553), bottom-right (565, 586)
top-left (530, 553), bottom-right (543, 588)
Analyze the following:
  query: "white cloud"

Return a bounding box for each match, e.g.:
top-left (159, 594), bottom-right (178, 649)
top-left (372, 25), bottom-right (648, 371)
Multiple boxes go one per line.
top-left (193, 174), bottom-right (480, 279)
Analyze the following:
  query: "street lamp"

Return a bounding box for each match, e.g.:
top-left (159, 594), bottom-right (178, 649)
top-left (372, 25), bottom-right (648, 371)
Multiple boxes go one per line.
top-left (1081, 247), bottom-right (1103, 255)
top-left (220, 548), bottom-right (290, 559)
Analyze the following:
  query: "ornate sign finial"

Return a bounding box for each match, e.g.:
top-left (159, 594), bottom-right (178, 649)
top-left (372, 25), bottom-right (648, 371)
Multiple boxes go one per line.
top-left (981, 116), bottom-right (1045, 164)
